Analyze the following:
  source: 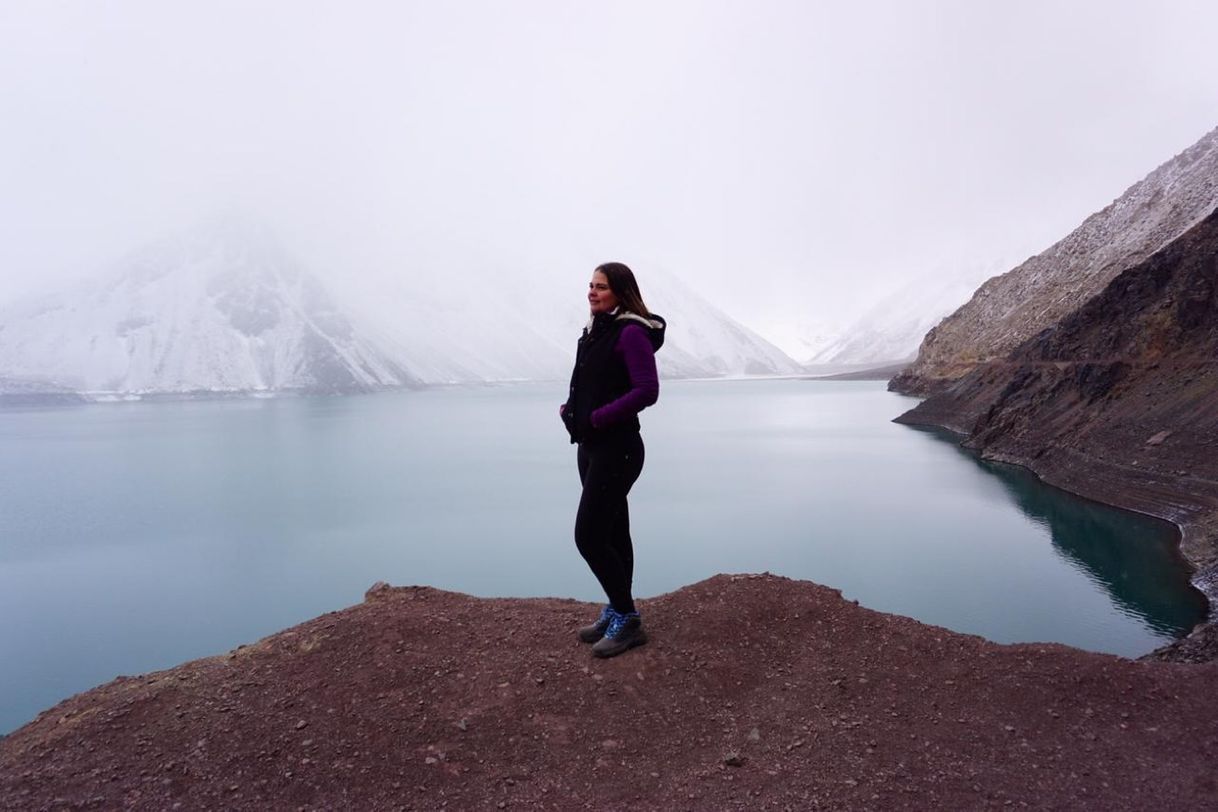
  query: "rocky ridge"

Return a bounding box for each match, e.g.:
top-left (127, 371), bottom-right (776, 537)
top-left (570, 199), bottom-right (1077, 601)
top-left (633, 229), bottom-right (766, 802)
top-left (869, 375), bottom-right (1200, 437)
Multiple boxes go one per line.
top-left (3, 574), bottom-right (1217, 810)
top-left (892, 125), bottom-right (1218, 395)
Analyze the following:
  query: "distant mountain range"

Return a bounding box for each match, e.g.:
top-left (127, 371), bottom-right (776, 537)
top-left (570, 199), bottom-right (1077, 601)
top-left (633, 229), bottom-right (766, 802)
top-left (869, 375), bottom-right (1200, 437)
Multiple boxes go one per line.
top-left (0, 221), bottom-right (417, 398)
top-left (752, 268), bottom-right (1002, 367)
top-left (331, 252), bottom-right (805, 385)
top-left (0, 221), bottom-right (804, 399)
top-left (802, 273), bottom-right (997, 365)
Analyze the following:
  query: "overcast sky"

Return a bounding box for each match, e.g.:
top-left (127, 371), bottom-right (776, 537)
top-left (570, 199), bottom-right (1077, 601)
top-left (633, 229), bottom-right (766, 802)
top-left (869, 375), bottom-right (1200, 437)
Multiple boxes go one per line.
top-left (2, 1), bottom-right (1217, 342)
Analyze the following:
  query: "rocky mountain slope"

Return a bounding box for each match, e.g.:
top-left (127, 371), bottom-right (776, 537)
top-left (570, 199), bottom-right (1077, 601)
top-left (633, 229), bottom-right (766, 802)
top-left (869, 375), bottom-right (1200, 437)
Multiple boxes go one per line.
top-left (892, 125), bottom-right (1218, 395)
top-left (3, 574), bottom-right (1217, 810)
top-left (896, 208), bottom-right (1218, 647)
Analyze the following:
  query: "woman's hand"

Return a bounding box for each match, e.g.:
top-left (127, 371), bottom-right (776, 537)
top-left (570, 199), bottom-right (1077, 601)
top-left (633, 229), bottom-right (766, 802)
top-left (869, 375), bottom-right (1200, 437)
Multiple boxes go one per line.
top-left (560, 402), bottom-right (579, 443)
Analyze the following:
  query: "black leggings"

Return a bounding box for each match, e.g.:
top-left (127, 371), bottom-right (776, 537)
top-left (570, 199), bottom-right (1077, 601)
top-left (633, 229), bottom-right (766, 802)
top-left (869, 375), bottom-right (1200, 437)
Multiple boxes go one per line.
top-left (575, 432), bottom-right (645, 615)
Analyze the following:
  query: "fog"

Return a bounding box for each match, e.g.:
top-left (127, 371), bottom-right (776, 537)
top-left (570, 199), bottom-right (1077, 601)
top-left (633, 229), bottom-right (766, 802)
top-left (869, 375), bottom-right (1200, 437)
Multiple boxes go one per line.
top-left (3, 1), bottom-right (1218, 346)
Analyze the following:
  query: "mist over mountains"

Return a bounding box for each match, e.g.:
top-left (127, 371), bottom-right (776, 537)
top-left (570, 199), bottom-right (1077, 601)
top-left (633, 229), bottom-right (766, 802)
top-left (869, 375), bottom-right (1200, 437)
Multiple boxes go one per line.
top-left (0, 220), bottom-right (808, 399)
top-left (801, 270), bottom-right (1002, 365)
top-left (0, 221), bottom-right (418, 397)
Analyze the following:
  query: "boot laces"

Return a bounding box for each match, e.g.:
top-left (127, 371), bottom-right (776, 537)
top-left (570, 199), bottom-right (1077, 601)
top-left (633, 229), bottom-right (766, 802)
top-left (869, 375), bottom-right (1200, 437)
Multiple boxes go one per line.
top-left (604, 610), bottom-right (639, 640)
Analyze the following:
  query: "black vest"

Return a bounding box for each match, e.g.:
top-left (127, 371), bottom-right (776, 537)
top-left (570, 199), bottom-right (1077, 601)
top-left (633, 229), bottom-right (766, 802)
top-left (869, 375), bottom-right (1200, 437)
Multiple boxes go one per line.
top-left (564, 314), bottom-right (639, 444)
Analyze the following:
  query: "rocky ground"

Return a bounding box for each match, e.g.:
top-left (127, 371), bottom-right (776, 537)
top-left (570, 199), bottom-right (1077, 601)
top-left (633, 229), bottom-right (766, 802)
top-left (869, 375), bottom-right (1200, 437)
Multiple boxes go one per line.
top-left (3, 574), bottom-right (1216, 810)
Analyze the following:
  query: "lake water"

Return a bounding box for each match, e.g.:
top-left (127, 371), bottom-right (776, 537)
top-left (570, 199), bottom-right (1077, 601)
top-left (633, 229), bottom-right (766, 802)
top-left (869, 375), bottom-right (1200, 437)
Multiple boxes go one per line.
top-left (0, 379), bottom-right (1206, 734)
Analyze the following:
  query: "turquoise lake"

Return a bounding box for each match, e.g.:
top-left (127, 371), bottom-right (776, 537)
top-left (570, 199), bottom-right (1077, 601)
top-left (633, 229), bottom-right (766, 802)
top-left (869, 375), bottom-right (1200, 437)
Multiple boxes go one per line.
top-left (0, 379), bottom-right (1206, 734)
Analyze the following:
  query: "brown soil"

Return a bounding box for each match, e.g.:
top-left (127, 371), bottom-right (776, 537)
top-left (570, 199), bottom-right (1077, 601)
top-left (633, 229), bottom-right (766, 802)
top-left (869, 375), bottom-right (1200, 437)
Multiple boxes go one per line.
top-left (3, 574), bottom-right (1217, 810)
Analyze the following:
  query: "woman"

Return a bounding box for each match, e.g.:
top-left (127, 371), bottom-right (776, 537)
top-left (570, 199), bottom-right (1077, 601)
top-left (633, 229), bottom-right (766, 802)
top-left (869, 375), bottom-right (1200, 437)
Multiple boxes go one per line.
top-left (561, 262), bottom-right (666, 658)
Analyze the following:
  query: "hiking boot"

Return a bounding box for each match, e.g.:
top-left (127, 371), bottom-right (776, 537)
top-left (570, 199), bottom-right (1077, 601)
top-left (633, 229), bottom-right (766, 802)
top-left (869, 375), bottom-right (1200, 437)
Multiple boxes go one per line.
top-left (577, 605), bottom-right (614, 644)
top-left (592, 611), bottom-right (647, 658)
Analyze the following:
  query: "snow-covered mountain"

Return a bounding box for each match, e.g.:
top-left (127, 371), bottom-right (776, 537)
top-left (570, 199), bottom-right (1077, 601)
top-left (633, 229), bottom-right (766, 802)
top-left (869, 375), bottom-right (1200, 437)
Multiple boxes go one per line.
top-left (619, 268), bottom-right (805, 378)
top-left (0, 223), bottom-right (802, 398)
top-left (322, 261), bottom-right (804, 383)
top-left (806, 272), bottom-right (995, 365)
top-left (757, 317), bottom-right (846, 363)
top-left (0, 221), bottom-right (417, 397)
top-left (319, 261), bottom-right (803, 387)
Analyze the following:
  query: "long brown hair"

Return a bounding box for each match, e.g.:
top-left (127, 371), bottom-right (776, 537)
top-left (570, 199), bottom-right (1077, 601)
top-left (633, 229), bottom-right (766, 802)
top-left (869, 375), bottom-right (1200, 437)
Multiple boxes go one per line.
top-left (595, 262), bottom-right (651, 318)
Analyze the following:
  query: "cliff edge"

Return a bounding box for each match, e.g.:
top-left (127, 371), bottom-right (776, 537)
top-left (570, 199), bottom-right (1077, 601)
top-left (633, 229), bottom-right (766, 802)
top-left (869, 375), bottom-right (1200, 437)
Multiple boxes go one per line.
top-left (3, 575), bottom-right (1217, 810)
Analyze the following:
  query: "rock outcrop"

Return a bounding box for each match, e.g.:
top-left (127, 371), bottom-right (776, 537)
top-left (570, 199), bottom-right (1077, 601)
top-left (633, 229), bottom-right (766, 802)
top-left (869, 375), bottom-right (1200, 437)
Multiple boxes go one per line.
top-left (3, 574), bottom-right (1217, 810)
top-left (892, 126), bottom-right (1218, 396)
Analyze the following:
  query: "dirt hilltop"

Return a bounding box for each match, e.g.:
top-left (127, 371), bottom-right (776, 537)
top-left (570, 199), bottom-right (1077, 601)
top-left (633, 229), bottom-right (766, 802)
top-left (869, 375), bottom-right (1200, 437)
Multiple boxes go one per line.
top-left (2, 574), bottom-right (1216, 810)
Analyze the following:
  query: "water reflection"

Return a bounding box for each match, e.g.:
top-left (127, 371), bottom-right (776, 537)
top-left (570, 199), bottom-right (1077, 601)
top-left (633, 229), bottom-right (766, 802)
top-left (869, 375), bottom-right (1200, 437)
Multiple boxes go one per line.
top-left (911, 426), bottom-right (1208, 638)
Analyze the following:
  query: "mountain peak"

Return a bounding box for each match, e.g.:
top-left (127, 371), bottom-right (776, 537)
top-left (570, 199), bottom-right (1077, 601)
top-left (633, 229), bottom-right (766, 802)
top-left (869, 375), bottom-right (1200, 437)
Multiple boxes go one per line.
top-left (0, 221), bottom-right (418, 397)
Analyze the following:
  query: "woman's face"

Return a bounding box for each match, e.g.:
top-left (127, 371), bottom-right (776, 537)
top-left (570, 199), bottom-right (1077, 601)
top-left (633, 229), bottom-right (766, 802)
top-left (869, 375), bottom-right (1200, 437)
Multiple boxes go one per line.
top-left (588, 271), bottom-right (620, 315)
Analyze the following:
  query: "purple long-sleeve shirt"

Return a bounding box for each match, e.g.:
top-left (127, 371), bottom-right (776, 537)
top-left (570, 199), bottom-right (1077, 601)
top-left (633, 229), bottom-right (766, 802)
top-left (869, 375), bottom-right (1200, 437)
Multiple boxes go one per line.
top-left (589, 323), bottom-right (659, 429)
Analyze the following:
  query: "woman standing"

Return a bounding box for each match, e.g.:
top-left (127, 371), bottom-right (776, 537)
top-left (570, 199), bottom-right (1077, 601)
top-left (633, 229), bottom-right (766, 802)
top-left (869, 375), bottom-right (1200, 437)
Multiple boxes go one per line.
top-left (561, 262), bottom-right (666, 658)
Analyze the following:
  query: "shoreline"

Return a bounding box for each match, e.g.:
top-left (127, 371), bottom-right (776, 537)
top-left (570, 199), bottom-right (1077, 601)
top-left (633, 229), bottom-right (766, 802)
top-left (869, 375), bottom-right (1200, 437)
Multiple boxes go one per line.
top-left (0, 369), bottom-right (915, 408)
top-left (893, 412), bottom-right (1215, 639)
